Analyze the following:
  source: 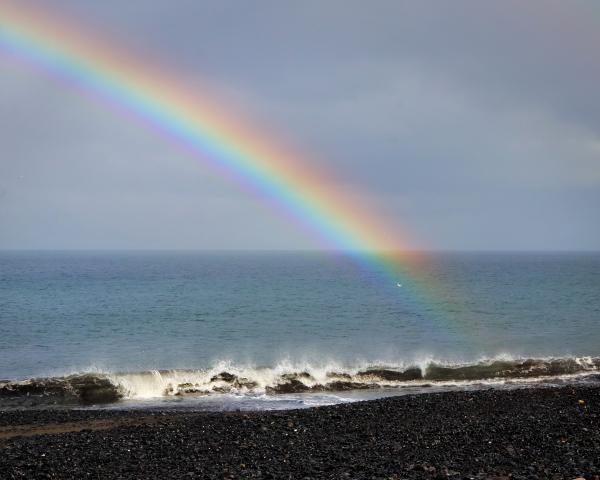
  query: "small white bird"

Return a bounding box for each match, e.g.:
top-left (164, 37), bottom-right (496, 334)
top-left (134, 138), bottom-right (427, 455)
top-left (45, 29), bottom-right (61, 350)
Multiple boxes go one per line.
top-left (396, 283), bottom-right (402, 288)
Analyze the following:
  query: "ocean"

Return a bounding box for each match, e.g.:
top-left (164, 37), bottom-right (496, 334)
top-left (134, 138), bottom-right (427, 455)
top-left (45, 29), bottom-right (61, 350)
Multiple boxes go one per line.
top-left (1, 251), bottom-right (599, 410)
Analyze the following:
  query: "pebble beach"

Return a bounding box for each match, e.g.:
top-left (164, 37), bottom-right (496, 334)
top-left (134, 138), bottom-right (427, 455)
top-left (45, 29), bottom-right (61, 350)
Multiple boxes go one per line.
top-left (1, 385), bottom-right (599, 479)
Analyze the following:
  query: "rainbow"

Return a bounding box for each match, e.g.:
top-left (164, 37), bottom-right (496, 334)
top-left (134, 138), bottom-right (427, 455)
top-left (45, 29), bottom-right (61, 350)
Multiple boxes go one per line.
top-left (0, 3), bottom-right (451, 318)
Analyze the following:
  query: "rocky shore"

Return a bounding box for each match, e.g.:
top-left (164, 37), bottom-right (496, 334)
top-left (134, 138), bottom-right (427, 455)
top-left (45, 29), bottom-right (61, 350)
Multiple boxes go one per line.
top-left (1, 386), bottom-right (599, 479)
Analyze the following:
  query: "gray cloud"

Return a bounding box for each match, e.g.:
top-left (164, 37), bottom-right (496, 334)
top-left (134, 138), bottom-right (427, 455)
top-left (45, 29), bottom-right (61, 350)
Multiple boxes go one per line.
top-left (0, 0), bottom-right (598, 250)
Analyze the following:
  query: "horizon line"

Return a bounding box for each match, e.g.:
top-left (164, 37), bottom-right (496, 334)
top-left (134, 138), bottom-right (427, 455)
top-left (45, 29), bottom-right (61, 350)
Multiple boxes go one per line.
top-left (1, 248), bottom-right (598, 254)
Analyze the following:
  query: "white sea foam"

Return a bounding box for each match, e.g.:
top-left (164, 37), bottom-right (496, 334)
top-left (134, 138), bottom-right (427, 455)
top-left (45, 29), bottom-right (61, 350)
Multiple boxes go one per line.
top-left (100, 354), bottom-right (600, 400)
top-left (2, 355), bottom-right (599, 409)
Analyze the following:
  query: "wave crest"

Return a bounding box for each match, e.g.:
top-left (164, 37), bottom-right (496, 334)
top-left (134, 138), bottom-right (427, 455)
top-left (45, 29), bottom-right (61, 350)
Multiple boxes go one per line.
top-left (2, 356), bottom-right (599, 407)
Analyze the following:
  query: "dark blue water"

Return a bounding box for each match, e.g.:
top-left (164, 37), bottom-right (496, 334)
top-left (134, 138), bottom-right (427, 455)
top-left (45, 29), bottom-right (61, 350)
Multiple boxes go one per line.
top-left (1, 251), bottom-right (599, 408)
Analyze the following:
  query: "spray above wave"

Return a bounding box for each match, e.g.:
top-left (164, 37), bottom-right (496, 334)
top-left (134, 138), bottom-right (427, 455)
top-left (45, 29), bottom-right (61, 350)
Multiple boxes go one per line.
top-left (1, 357), bottom-right (599, 407)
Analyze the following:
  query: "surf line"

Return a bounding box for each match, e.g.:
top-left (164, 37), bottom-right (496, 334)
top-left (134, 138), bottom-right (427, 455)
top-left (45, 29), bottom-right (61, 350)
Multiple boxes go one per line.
top-left (0, 3), bottom-right (463, 330)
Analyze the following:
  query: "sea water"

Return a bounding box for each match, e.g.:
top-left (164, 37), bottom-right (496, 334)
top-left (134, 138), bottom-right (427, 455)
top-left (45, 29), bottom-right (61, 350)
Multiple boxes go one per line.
top-left (1, 251), bottom-right (599, 409)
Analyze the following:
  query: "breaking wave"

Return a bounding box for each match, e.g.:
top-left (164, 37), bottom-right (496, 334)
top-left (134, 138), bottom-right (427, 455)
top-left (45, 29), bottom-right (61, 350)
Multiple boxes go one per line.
top-left (2, 356), bottom-right (599, 407)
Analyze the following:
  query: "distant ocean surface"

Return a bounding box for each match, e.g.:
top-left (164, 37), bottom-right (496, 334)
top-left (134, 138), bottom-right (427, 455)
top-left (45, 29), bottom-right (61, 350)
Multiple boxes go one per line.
top-left (1, 251), bottom-right (599, 410)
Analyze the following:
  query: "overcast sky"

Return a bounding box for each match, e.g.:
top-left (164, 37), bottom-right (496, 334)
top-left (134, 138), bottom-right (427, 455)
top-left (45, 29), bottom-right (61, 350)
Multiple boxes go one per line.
top-left (1, 0), bottom-right (598, 250)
